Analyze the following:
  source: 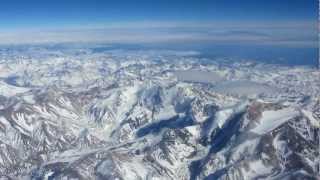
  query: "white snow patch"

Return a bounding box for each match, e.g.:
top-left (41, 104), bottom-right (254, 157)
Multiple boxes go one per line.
top-left (0, 81), bottom-right (29, 96)
top-left (214, 100), bottom-right (249, 129)
top-left (251, 108), bottom-right (300, 135)
top-left (229, 138), bottom-right (260, 162)
top-left (173, 70), bottom-right (224, 84)
top-left (241, 160), bottom-right (273, 179)
top-left (301, 109), bottom-right (320, 128)
top-left (184, 125), bottom-right (201, 139)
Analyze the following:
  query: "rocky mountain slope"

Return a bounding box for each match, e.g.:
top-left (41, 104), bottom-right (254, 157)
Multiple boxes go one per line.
top-left (0, 45), bottom-right (318, 179)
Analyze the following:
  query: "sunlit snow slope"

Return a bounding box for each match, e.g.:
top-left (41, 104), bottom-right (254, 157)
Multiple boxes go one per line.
top-left (0, 45), bottom-right (318, 180)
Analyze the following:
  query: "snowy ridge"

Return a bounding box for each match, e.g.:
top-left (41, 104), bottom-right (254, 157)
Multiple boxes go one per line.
top-left (0, 45), bottom-right (317, 179)
top-left (251, 107), bottom-right (300, 135)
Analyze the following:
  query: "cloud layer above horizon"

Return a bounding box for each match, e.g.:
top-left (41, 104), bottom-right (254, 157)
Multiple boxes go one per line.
top-left (0, 20), bottom-right (317, 47)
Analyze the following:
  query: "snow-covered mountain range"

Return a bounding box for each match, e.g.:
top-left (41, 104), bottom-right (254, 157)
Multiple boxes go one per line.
top-left (0, 45), bottom-right (318, 179)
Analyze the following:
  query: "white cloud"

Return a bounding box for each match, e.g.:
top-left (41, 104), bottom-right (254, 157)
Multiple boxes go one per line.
top-left (0, 21), bottom-right (317, 47)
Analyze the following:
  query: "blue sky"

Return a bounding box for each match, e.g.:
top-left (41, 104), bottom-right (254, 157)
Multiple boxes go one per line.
top-left (0, 0), bottom-right (318, 46)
